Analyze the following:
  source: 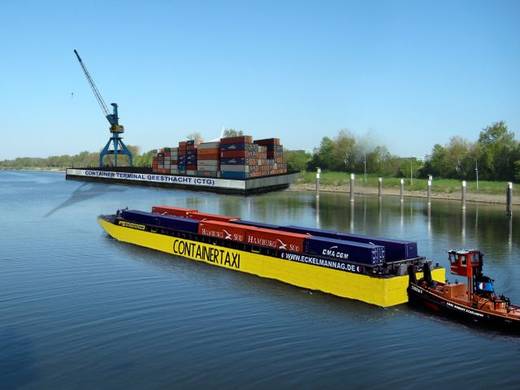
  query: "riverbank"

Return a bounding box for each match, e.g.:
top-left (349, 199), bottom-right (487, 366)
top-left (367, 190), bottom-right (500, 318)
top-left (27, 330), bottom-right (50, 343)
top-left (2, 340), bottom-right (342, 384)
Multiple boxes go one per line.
top-left (289, 182), bottom-right (519, 205)
top-left (0, 167), bottom-right (65, 173)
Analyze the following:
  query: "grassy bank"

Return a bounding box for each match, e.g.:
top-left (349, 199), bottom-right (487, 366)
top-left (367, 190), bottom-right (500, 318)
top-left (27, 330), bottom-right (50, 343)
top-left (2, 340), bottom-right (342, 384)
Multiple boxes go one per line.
top-left (299, 171), bottom-right (514, 195)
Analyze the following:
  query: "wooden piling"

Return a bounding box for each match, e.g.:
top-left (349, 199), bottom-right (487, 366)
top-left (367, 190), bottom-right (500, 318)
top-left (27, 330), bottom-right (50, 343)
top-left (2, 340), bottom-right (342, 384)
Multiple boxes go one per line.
top-left (506, 182), bottom-right (513, 216)
top-left (350, 173), bottom-right (355, 202)
top-left (461, 180), bottom-right (466, 209)
top-left (315, 168), bottom-right (321, 198)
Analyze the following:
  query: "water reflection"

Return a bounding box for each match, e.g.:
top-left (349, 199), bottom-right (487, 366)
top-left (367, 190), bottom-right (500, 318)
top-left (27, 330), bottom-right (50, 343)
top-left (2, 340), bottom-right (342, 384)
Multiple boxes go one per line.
top-left (254, 192), bottom-right (519, 258)
top-left (44, 182), bottom-right (125, 217)
top-left (315, 197), bottom-right (320, 229)
top-left (461, 208), bottom-right (466, 245)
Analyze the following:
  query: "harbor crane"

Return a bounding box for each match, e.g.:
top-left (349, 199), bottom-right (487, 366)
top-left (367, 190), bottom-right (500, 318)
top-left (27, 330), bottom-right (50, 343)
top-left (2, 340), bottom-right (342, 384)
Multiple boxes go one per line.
top-left (73, 49), bottom-right (133, 167)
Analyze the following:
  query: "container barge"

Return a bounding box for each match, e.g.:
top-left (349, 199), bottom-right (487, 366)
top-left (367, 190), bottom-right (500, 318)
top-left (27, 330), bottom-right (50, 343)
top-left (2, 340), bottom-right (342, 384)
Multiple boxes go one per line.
top-left (66, 167), bottom-right (298, 195)
top-left (67, 136), bottom-right (296, 194)
top-left (98, 205), bottom-right (445, 307)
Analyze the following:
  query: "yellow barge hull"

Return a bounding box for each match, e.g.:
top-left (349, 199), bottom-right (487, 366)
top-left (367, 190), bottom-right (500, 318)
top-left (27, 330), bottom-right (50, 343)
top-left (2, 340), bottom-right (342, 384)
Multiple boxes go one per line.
top-left (99, 217), bottom-right (445, 307)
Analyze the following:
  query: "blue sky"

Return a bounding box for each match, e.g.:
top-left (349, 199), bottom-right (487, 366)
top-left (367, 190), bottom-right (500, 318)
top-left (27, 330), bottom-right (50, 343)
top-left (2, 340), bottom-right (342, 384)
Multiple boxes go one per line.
top-left (1, 0), bottom-right (519, 159)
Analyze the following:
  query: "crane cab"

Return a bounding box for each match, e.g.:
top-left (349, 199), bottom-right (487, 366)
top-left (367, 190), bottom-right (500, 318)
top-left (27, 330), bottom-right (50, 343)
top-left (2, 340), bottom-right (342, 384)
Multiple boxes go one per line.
top-left (449, 249), bottom-right (483, 276)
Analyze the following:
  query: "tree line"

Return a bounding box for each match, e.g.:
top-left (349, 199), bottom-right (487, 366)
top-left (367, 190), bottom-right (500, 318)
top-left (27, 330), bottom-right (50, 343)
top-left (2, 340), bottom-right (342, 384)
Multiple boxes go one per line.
top-left (2, 122), bottom-right (519, 182)
top-left (0, 146), bottom-right (156, 170)
top-left (284, 121), bottom-right (520, 182)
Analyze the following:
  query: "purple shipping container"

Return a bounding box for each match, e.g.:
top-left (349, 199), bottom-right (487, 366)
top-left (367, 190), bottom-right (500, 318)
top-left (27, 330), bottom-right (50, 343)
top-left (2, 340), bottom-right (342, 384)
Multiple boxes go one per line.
top-left (284, 225), bottom-right (417, 261)
top-left (304, 236), bottom-right (385, 265)
top-left (121, 210), bottom-right (199, 233)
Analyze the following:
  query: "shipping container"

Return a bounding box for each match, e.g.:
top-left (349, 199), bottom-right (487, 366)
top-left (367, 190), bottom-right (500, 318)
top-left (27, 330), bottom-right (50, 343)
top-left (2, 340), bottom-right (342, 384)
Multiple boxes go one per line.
top-left (221, 172), bottom-right (248, 180)
top-left (220, 157), bottom-right (246, 165)
top-left (220, 165), bottom-right (249, 172)
top-left (220, 135), bottom-right (253, 144)
top-left (283, 226), bottom-right (415, 261)
top-left (121, 210), bottom-right (199, 233)
top-left (245, 227), bottom-right (307, 253)
top-left (198, 141), bottom-right (220, 149)
top-left (152, 205), bottom-right (197, 217)
top-left (304, 236), bottom-right (385, 265)
top-left (198, 220), bottom-right (247, 242)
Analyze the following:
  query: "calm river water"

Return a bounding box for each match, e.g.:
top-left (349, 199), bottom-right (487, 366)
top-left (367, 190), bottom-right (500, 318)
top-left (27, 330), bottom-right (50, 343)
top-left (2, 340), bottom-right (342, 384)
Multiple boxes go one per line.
top-left (1, 171), bottom-right (519, 388)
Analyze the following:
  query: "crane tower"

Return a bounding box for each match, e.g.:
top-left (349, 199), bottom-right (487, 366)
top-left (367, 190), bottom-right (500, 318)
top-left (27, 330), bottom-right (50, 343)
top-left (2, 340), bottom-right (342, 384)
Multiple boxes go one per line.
top-left (74, 49), bottom-right (133, 167)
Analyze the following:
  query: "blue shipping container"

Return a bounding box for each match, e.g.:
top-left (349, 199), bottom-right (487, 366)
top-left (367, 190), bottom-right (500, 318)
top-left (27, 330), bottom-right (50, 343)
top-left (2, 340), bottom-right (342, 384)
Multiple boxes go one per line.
top-left (221, 171), bottom-right (248, 180)
top-left (304, 236), bottom-right (385, 265)
top-left (221, 157), bottom-right (246, 165)
top-left (121, 210), bottom-right (199, 233)
top-left (284, 225), bottom-right (417, 261)
top-left (220, 143), bottom-right (246, 151)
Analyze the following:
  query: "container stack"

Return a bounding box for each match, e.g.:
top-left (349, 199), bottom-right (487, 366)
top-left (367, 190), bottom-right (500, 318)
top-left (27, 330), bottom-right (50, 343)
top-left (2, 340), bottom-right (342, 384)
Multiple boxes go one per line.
top-left (151, 134), bottom-right (288, 178)
top-left (254, 138), bottom-right (287, 175)
top-left (177, 141), bottom-right (187, 174)
top-left (197, 141), bottom-right (220, 177)
top-left (170, 147), bottom-right (179, 174)
top-left (220, 136), bottom-right (270, 179)
top-left (152, 147), bottom-right (177, 174)
top-left (186, 140), bottom-right (198, 176)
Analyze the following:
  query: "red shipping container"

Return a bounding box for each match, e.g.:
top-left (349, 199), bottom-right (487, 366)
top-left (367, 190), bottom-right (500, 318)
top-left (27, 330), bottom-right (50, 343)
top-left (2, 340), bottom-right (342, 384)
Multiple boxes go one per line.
top-left (152, 205), bottom-right (197, 217)
top-left (198, 220), bottom-right (246, 242)
top-left (188, 211), bottom-right (238, 222)
top-left (245, 227), bottom-right (307, 253)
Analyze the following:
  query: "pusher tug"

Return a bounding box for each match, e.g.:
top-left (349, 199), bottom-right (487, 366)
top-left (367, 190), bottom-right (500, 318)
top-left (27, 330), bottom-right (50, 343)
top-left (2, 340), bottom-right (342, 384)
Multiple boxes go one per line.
top-left (408, 250), bottom-right (520, 331)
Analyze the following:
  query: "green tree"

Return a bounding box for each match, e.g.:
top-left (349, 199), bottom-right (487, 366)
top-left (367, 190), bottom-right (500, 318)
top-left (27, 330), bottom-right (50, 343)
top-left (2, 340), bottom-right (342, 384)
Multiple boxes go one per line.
top-left (514, 160), bottom-right (520, 182)
top-left (477, 121), bottom-right (516, 180)
top-left (307, 136), bottom-right (335, 170)
top-left (284, 150), bottom-right (311, 172)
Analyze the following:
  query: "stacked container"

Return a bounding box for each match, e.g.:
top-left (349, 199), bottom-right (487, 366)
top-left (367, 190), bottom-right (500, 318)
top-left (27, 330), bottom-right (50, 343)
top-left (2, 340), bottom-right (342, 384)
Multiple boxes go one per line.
top-left (170, 147), bottom-right (179, 174)
top-left (254, 138), bottom-right (287, 175)
top-left (220, 136), bottom-right (270, 179)
top-left (151, 134), bottom-right (288, 178)
top-left (186, 140), bottom-right (198, 175)
top-left (152, 147), bottom-right (177, 174)
top-left (197, 141), bottom-right (220, 177)
top-left (178, 141), bottom-right (187, 174)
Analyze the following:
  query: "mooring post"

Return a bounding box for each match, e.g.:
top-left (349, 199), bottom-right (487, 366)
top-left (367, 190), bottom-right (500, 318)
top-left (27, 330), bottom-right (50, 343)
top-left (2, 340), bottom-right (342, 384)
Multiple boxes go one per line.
top-left (427, 180), bottom-right (432, 204)
top-left (350, 173), bottom-right (355, 202)
top-left (400, 178), bottom-right (404, 202)
top-left (378, 177), bottom-right (383, 197)
top-left (461, 180), bottom-right (467, 209)
top-left (506, 182), bottom-right (513, 216)
top-left (316, 167), bottom-right (321, 198)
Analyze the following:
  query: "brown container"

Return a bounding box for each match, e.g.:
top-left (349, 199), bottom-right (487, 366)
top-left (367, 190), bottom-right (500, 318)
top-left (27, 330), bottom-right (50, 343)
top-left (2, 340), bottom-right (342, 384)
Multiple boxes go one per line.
top-left (198, 220), bottom-right (246, 242)
top-left (220, 135), bottom-right (253, 144)
top-left (245, 227), bottom-right (307, 253)
top-left (152, 205), bottom-right (197, 217)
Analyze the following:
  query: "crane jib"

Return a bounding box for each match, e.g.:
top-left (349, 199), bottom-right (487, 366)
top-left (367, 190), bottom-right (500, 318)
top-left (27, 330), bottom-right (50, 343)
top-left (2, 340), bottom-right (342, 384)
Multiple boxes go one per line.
top-left (73, 49), bottom-right (132, 167)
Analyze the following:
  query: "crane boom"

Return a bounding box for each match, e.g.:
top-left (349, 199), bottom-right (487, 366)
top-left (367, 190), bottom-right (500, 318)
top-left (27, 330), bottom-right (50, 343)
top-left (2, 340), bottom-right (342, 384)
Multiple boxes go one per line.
top-left (73, 49), bottom-right (132, 167)
top-left (73, 49), bottom-right (110, 119)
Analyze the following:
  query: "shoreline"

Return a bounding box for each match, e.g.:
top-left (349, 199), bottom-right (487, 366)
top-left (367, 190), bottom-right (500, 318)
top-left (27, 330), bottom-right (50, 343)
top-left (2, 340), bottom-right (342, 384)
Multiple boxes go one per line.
top-left (2, 168), bottom-right (518, 206)
top-left (0, 167), bottom-right (65, 173)
top-left (289, 183), bottom-right (520, 206)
